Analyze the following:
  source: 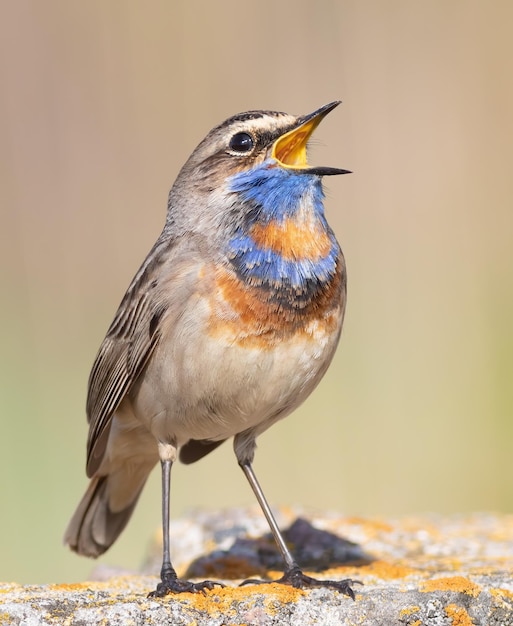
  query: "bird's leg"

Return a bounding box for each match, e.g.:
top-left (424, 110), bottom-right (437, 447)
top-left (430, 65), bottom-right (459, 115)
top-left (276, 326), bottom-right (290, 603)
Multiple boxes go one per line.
top-left (148, 456), bottom-right (224, 597)
top-left (238, 460), bottom-right (360, 599)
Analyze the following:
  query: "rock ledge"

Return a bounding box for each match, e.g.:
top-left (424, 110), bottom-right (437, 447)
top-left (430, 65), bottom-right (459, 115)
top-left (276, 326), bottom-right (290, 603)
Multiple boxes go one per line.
top-left (1, 511), bottom-right (512, 625)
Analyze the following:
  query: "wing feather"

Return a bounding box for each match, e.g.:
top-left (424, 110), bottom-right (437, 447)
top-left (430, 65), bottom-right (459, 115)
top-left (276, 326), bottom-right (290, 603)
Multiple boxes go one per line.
top-left (85, 237), bottom-right (172, 476)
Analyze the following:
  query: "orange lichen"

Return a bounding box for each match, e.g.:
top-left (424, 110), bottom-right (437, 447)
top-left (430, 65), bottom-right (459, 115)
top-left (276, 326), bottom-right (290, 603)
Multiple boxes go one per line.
top-left (399, 606), bottom-right (421, 617)
top-left (491, 587), bottom-right (513, 601)
top-left (399, 606), bottom-right (423, 626)
top-left (420, 576), bottom-right (481, 597)
top-left (47, 583), bottom-right (92, 592)
top-left (169, 583), bottom-right (305, 617)
top-left (445, 603), bottom-right (475, 626)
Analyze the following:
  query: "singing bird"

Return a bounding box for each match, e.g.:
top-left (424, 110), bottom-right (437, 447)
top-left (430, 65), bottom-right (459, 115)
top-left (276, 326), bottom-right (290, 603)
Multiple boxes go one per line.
top-left (65, 101), bottom-right (356, 598)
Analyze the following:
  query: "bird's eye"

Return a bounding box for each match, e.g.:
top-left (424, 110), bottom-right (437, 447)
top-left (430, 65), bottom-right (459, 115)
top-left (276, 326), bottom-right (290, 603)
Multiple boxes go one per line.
top-left (229, 132), bottom-right (254, 153)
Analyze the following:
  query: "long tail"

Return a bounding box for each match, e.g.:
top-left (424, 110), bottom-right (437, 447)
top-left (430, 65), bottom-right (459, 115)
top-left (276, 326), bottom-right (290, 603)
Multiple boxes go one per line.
top-left (64, 463), bottom-right (154, 558)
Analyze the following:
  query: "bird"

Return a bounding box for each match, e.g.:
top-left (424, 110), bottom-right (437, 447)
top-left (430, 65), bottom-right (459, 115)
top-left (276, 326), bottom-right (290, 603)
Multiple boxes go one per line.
top-left (64, 101), bottom-right (357, 599)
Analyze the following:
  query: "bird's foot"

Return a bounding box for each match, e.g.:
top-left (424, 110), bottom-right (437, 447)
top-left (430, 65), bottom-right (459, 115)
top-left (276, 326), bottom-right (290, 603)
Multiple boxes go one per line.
top-left (148, 573), bottom-right (224, 597)
top-left (240, 565), bottom-right (361, 600)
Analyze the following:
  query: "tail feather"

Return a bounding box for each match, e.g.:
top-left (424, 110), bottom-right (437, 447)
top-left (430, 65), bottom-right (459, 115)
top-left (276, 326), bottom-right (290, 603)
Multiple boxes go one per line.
top-left (64, 472), bottom-right (148, 558)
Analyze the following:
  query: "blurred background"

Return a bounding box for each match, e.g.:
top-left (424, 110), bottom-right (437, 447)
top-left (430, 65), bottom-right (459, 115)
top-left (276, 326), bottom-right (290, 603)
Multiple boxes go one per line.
top-left (1, 1), bottom-right (512, 585)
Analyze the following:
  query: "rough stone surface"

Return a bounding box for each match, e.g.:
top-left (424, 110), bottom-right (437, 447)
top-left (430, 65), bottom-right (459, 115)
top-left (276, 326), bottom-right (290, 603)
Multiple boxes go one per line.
top-left (2, 510), bottom-right (513, 625)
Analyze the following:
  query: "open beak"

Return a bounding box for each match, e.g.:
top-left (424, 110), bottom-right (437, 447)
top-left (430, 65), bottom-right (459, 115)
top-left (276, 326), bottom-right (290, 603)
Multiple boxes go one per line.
top-left (272, 101), bottom-right (351, 176)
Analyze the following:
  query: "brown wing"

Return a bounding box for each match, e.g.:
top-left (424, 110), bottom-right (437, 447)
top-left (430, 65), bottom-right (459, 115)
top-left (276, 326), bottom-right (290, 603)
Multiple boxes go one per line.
top-left (85, 236), bottom-right (172, 477)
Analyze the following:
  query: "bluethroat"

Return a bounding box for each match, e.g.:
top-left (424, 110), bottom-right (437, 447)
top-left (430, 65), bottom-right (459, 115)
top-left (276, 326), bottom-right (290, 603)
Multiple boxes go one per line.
top-left (65, 101), bottom-right (356, 598)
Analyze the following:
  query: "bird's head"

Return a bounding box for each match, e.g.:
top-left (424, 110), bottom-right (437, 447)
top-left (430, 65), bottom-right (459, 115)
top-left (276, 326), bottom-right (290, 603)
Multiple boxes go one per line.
top-left (166, 102), bottom-right (349, 235)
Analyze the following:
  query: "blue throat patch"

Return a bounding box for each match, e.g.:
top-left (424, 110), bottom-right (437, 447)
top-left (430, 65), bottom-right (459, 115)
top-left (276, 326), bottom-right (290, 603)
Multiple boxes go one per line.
top-left (227, 161), bottom-right (339, 290)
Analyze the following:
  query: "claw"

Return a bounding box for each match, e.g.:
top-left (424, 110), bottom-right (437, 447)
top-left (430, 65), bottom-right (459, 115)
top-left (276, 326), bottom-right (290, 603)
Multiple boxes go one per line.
top-left (240, 566), bottom-right (361, 600)
top-left (148, 576), bottom-right (225, 597)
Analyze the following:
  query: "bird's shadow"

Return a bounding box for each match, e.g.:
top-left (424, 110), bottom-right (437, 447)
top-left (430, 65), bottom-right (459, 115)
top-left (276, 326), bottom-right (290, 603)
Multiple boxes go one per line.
top-left (185, 517), bottom-right (372, 580)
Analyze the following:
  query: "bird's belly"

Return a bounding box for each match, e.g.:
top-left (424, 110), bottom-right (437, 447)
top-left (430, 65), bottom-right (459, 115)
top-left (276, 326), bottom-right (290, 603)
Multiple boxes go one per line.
top-left (130, 291), bottom-right (343, 446)
top-left (200, 320), bottom-right (340, 438)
